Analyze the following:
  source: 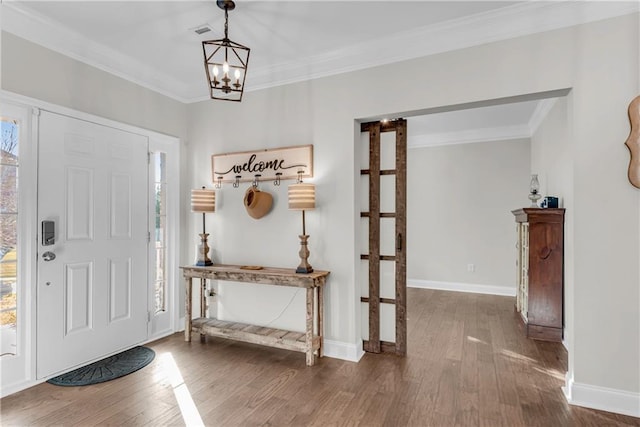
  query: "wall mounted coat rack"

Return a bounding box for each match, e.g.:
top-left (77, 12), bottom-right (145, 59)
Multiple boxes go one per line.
top-left (212, 144), bottom-right (313, 188)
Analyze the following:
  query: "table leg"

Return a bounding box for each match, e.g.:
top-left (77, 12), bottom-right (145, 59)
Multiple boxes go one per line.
top-left (185, 276), bottom-right (192, 342)
top-left (200, 278), bottom-right (206, 342)
top-left (305, 287), bottom-right (314, 366)
top-left (318, 285), bottom-right (324, 358)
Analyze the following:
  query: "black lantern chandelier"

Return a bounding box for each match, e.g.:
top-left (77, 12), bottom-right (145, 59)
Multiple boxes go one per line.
top-left (202, 0), bottom-right (250, 102)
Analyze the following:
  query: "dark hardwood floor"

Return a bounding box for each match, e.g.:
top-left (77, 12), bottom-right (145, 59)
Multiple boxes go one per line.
top-left (2, 288), bottom-right (639, 426)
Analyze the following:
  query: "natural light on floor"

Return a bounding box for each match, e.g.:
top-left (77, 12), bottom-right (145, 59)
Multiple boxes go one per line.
top-left (466, 335), bottom-right (486, 344)
top-left (499, 348), bottom-right (537, 364)
top-left (467, 335), bottom-right (564, 380)
top-left (158, 352), bottom-right (204, 426)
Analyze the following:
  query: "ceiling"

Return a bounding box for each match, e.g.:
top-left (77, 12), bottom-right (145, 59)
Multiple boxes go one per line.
top-left (1, 1), bottom-right (637, 145)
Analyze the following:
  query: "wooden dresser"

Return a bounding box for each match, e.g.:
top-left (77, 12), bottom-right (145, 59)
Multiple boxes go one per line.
top-left (512, 208), bottom-right (565, 342)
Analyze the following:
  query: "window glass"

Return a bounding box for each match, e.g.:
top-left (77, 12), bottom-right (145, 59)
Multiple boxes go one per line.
top-left (153, 153), bottom-right (167, 313)
top-left (1, 118), bottom-right (19, 356)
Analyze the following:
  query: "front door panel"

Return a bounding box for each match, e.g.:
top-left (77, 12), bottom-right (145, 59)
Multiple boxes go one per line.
top-left (37, 112), bottom-right (148, 378)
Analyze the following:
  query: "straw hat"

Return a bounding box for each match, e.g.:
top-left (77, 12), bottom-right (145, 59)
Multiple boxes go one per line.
top-left (244, 187), bottom-right (273, 219)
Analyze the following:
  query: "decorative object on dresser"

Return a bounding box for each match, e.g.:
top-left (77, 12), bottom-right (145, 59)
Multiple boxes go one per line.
top-left (528, 173), bottom-right (541, 207)
top-left (624, 95), bottom-right (640, 188)
top-left (512, 208), bottom-right (565, 342)
top-left (181, 264), bottom-right (330, 366)
top-left (202, 0), bottom-right (250, 102)
top-left (289, 172), bottom-right (316, 274)
top-left (191, 187), bottom-right (216, 266)
top-left (540, 196), bottom-right (559, 209)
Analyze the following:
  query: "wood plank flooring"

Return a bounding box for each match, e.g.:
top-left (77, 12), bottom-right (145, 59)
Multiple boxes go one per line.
top-left (2, 288), bottom-right (639, 426)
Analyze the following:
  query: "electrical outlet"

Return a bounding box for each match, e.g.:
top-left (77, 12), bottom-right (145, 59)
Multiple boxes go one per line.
top-left (467, 263), bottom-right (475, 272)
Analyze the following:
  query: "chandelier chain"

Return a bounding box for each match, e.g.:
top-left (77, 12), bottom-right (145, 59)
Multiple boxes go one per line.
top-left (224, 7), bottom-right (229, 40)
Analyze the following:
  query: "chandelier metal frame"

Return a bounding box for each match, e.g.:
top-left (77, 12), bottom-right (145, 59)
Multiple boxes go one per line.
top-left (202, 0), bottom-right (250, 102)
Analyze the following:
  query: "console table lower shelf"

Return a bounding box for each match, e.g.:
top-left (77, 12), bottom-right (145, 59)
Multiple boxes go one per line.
top-left (191, 318), bottom-right (321, 354)
top-left (181, 264), bottom-right (330, 367)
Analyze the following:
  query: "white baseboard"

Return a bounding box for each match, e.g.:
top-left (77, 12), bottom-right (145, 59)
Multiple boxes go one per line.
top-left (408, 279), bottom-right (516, 297)
top-left (323, 339), bottom-right (365, 363)
top-left (564, 377), bottom-right (640, 418)
top-left (1, 378), bottom-right (44, 399)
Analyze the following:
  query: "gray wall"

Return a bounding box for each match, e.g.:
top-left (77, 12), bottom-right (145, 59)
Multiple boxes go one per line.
top-left (407, 139), bottom-right (531, 289)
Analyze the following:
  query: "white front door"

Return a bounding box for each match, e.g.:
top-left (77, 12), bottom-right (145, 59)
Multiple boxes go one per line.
top-left (37, 111), bottom-right (149, 378)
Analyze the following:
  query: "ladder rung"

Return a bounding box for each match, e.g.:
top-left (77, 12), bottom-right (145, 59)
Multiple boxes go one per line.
top-left (361, 297), bottom-right (397, 305)
top-left (360, 169), bottom-right (396, 175)
top-left (360, 212), bottom-right (396, 218)
top-left (360, 255), bottom-right (396, 261)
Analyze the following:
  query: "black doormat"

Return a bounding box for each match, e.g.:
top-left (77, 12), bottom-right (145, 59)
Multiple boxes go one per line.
top-left (47, 346), bottom-right (155, 387)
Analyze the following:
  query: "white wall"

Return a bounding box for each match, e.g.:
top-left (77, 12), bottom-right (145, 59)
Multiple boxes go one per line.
top-left (530, 96), bottom-right (574, 350)
top-left (407, 139), bottom-right (531, 291)
top-left (186, 13), bottom-right (640, 413)
top-left (531, 97), bottom-right (572, 206)
top-left (569, 15), bottom-right (639, 412)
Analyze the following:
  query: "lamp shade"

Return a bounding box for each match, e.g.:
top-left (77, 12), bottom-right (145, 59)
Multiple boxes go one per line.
top-left (288, 183), bottom-right (315, 210)
top-left (191, 188), bottom-right (216, 213)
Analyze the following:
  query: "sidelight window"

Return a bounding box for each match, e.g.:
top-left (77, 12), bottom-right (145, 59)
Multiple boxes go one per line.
top-left (0, 118), bottom-right (19, 356)
top-left (153, 152), bottom-right (167, 313)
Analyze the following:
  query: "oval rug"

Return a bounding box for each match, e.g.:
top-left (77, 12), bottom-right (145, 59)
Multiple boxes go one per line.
top-left (47, 346), bottom-right (155, 386)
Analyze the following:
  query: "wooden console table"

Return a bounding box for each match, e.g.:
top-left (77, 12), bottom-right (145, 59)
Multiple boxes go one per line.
top-left (180, 265), bottom-right (330, 366)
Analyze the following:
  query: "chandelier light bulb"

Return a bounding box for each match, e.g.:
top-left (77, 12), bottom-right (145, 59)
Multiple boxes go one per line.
top-left (223, 61), bottom-right (229, 74)
top-left (212, 65), bottom-right (219, 77)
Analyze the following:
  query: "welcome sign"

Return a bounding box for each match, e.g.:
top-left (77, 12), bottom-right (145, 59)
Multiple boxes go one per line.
top-left (212, 144), bottom-right (313, 183)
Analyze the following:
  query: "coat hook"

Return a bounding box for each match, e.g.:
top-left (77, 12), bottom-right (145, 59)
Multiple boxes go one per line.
top-left (274, 172), bottom-right (282, 186)
top-left (233, 175), bottom-right (241, 188)
top-left (252, 174), bottom-right (261, 188)
top-left (215, 176), bottom-right (223, 189)
top-left (296, 170), bottom-right (304, 184)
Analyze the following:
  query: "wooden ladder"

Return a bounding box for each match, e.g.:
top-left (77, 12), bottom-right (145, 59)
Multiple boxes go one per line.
top-left (360, 119), bottom-right (407, 355)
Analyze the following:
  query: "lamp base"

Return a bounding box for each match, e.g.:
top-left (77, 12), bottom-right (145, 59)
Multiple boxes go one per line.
top-left (195, 233), bottom-right (213, 267)
top-left (296, 234), bottom-right (313, 274)
top-left (528, 192), bottom-right (542, 207)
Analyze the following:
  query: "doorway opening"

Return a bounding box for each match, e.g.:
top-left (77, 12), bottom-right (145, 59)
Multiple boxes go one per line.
top-left (356, 90), bottom-right (571, 375)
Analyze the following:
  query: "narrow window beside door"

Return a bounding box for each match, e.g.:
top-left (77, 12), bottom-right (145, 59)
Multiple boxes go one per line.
top-left (0, 118), bottom-right (19, 356)
top-left (153, 152), bottom-right (167, 314)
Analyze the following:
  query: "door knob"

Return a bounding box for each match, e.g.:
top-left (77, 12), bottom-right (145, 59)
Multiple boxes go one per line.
top-left (42, 251), bottom-right (56, 262)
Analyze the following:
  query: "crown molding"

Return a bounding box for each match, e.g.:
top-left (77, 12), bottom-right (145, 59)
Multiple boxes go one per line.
top-left (1, 2), bottom-right (193, 103)
top-left (408, 124), bottom-right (532, 149)
top-left (245, 1), bottom-right (640, 94)
top-left (2, 1), bottom-right (638, 103)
